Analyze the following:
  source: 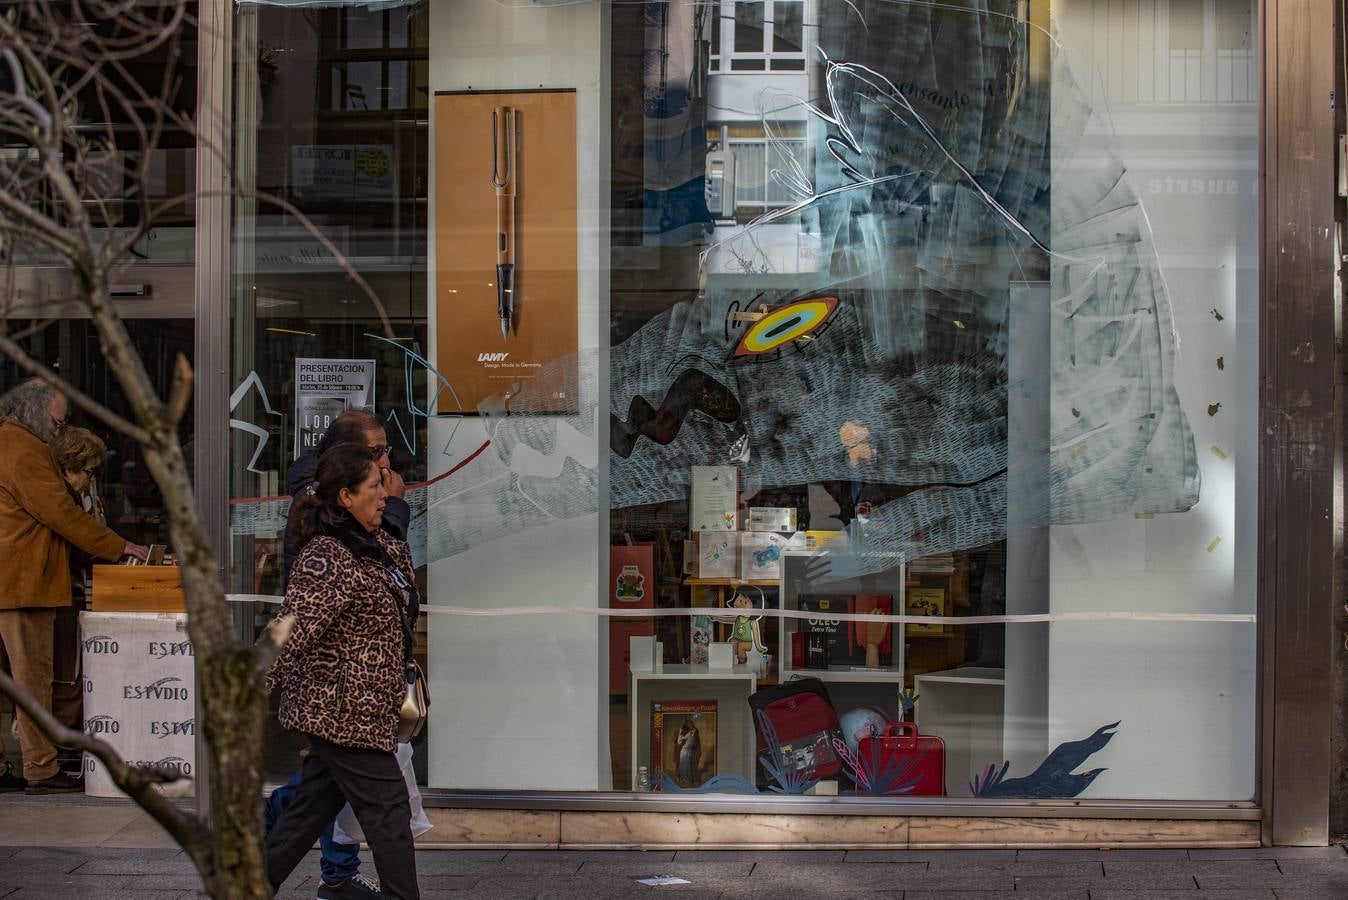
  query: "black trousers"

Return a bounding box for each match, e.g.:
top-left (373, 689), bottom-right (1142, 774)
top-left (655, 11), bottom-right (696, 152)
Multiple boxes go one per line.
top-left (265, 734), bottom-right (419, 900)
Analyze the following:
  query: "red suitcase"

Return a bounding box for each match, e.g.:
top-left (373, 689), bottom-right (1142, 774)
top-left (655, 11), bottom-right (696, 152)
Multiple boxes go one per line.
top-left (856, 722), bottom-right (946, 796)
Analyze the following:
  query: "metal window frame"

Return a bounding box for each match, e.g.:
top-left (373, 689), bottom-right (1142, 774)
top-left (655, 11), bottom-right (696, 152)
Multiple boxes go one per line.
top-left (189, 0), bottom-right (1340, 842)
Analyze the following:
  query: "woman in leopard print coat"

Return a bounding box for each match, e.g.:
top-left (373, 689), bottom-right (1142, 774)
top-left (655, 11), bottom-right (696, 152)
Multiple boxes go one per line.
top-left (264, 443), bottom-right (421, 900)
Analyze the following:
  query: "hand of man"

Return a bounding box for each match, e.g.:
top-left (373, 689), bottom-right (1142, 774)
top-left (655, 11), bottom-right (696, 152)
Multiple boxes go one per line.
top-left (123, 542), bottom-right (150, 561)
top-left (382, 467), bottom-right (407, 500)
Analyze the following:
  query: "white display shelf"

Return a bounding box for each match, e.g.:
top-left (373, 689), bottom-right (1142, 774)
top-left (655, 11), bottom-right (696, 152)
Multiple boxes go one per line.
top-left (915, 666), bottom-right (1005, 798)
top-left (628, 664), bottom-right (758, 792)
top-left (777, 666), bottom-right (905, 684)
top-left (916, 666), bottom-right (1005, 686)
top-left (632, 664), bottom-right (759, 680)
top-left (777, 550), bottom-right (908, 683)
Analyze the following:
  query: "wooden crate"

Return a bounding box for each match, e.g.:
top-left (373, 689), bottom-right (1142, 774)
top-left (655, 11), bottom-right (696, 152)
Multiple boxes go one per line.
top-left (91, 565), bottom-right (185, 613)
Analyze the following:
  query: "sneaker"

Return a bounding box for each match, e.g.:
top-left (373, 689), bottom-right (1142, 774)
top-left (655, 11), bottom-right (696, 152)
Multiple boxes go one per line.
top-left (316, 873), bottom-right (382, 900)
top-left (25, 770), bottom-right (83, 795)
top-left (0, 762), bottom-right (25, 793)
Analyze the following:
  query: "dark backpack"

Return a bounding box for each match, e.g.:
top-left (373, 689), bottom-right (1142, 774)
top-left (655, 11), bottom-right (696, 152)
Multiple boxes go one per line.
top-left (748, 677), bottom-right (844, 781)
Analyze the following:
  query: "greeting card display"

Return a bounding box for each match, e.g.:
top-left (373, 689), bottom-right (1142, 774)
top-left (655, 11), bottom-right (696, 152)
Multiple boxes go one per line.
top-left (696, 531), bottom-right (736, 579)
top-left (690, 466), bottom-right (738, 531)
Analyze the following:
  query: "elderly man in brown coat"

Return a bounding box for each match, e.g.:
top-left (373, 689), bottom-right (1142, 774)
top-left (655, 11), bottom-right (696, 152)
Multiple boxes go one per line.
top-left (0, 378), bottom-right (146, 794)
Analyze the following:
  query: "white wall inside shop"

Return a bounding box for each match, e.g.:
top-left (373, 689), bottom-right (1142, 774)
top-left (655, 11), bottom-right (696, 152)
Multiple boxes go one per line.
top-left (425, 0), bottom-right (608, 791)
top-left (1033, 5), bottom-right (1259, 801)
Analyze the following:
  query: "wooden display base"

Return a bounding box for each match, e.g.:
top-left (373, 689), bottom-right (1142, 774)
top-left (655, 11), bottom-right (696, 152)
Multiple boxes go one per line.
top-left (90, 565), bottom-right (185, 613)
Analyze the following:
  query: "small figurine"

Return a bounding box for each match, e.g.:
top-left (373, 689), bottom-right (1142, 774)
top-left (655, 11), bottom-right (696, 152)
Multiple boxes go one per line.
top-left (713, 591), bottom-right (767, 664)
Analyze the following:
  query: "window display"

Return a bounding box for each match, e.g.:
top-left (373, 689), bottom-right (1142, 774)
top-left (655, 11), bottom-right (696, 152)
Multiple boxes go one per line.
top-left (227, 0), bottom-right (1257, 806)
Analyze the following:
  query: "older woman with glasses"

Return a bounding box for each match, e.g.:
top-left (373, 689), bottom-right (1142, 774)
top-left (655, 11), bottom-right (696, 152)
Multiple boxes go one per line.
top-left (51, 427), bottom-right (108, 524)
top-left (42, 427), bottom-right (113, 756)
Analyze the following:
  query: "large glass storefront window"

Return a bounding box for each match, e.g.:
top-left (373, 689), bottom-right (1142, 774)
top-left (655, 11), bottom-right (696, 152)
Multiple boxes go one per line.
top-left (233, 0), bottom-right (1256, 803)
top-left (229, 0), bottom-right (430, 780)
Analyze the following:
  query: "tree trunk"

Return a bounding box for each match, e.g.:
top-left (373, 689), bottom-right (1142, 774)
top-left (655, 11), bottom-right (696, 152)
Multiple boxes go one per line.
top-left (142, 440), bottom-right (272, 899)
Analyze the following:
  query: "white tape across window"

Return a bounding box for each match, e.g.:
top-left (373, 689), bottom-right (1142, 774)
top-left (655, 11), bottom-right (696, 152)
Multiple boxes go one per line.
top-left (225, 594), bottom-right (1255, 625)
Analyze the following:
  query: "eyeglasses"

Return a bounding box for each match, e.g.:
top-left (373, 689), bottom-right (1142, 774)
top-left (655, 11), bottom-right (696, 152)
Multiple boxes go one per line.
top-left (50, 414), bottom-right (67, 432)
top-left (370, 445), bottom-right (390, 459)
top-left (82, 466), bottom-right (98, 477)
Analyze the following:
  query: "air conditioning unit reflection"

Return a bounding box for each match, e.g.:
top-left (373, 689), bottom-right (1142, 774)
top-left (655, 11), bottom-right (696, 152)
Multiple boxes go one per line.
top-left (705, 149), bottom-right (736, 223)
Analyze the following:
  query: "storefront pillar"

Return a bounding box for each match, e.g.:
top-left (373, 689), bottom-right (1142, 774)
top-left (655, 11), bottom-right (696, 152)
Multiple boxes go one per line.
top-left (1258, 0), bottom-right (1341, 847)
top-left (192, 0), bottom-right (235, 824)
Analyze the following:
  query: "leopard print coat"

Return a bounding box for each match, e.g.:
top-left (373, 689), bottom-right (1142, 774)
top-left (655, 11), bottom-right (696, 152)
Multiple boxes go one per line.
top-left (269, 529), bottom-right (416, 752)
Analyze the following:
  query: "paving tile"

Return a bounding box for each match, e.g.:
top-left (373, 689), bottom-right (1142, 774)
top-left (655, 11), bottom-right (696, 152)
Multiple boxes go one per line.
top-left (1199, 874), bottom-right (1348, 892)
top-left (1105, 860), bottom-right (1280, 878)
top-left (1010, 876), bottom-right (1114, 891)
top-left (8, 846), bottom-right (170, 873)
top-left (1272, 858), bottom-right (1348, 875)
top-left (1019, 849), bottom-right (1190, 862)
top-left (926, 861), bottom-right (1104, 877)
top-left (4, 891), bottom-right (190, 900)
top-left (0, 873), bottom-right (142, 890)
top-left (0, 806), bottom-right (144, 848)
top-left (750, 861), bottom-right (927, 885)
top-left (874, 849), bottom-right (1019, 863)
top-left (905, 893), bottom-right (1088, 900)
top-left (737, 893), bottom-right (902, 900)
top-left (417, 846), bottom-right (506, 862)
top-left (909, 874), bottom-right (1017, 891)
top-left (1271, 887), bottom-right (1348, 900)
top-left (416, 857), bottom-right (584, 876)
top-left (509, 849), bottom-right (673, 863)
top-left (468, 875), bottom-right (725, 899)
top-left (537, 880), bottom-right (723, 900)
top-left (124, 875), bottom-right (204, 891)
top-left (677, 849), bottom-right (846, 863)
top-left (581, 861), bottom-right (754, 877)
top-left (414, 850), bottom-right (510, 871)
top-left (73, 857), bottom-right (200, 876)
top-left (417, 874), bottom-right (479, 890)
top-left (1094, 874), bottom-right (1202, 890)
top-left (1091, 893), bottom-right (1274, 900)
top-left (1190, 847), bottom-right (1347, 861)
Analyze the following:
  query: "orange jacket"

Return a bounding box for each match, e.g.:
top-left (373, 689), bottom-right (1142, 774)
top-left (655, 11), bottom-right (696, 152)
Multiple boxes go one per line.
top-left (0, 418), bottom-right (125, 609)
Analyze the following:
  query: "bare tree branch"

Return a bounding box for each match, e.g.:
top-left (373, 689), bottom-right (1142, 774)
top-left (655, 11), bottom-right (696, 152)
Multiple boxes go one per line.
top-left (0, 669), bottom-right (208, 856)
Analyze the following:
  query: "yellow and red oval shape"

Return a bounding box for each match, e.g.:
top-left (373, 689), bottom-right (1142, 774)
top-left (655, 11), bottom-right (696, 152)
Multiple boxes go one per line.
top-left (733, 296), bottom-right (839, 358)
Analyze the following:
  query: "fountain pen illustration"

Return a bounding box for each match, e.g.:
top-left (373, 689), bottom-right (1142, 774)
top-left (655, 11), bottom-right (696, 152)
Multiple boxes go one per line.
top-left (492, 105), bottom-right (518, 340)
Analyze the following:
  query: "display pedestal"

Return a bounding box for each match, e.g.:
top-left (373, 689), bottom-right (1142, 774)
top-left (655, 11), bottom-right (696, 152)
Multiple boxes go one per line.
top-left (914, 666), bottom-right (1005, 798)
top-left (79, 612), bottom-right (195, 798)
top-left (628, 665), bottom-right (757, 791)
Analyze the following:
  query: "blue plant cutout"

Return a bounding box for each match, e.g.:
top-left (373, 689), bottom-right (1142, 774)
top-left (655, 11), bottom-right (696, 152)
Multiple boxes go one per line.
top-left (831, 735), bottom-right (925, 796)
top-left (651, 773), bottom-right (760, 794)
top-left (898, 688), bottom-right (919, 717)
top-left (969, 761), bottom-right (1010, 797)
top-left (969, 722), bottom-right (1120, 799)
top-left (753, 709), bottom-right (819, 795)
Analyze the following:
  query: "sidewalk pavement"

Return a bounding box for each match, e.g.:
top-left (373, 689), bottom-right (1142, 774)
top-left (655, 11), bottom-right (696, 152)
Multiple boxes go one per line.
top-left (3, 797), bottom-right (1347, 899)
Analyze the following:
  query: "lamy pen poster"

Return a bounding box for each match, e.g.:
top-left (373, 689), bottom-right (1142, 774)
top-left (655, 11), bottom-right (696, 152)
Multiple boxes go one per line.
top-left (433, 89), bottom-right (579, 415)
